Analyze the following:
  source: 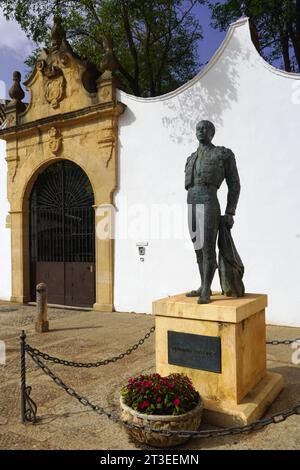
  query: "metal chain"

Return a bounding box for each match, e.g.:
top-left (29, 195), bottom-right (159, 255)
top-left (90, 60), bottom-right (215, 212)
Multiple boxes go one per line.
top-left (25, 326), bottom-right (155, 368)
top-left (266, 338), bottom-right (300, 345)
top-left (25, 347), bottom-right (300, 439)
top-left (26, 347), bottom-right (120, 423)
top-left (25, 327), bottom-right (300, 370)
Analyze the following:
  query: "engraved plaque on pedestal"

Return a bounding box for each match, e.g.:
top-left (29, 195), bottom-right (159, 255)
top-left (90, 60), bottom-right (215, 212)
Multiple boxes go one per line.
top-left (168, 330), bottom-right (221, 373)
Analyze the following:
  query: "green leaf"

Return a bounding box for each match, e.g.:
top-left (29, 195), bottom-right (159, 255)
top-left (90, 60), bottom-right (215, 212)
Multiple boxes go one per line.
top-left (0, 0), bottom-right (205, 95)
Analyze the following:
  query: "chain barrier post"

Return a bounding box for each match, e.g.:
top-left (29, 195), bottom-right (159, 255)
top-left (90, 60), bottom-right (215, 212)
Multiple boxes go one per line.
top-left (20, 330), bottom-right (26, 423)
top-left (20, 330), bottom-right (38, 424)
top-left (35, 283), bottom-right (49, 333)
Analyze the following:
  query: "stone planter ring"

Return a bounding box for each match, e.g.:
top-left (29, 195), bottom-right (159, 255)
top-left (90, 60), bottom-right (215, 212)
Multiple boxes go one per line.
top-left (120, 396), bottom-right (203, 448)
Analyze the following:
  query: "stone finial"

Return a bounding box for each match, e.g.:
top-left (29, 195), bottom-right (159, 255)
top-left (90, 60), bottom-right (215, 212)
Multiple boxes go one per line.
top-left (98, 38), bottom-right (121, 102)
top-left (9, 71), bottom-right (25, 103)
top-left (239, 1), bottom-right (247, 16)
top-left (51, 16), bottom-right (66, 52)
top-left (100, 38), bottom-right (118, 74)
top-left (6, 71), bottom-right (26, 124)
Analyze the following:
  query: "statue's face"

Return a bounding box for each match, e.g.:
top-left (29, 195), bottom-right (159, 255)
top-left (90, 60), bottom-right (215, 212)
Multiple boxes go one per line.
top-left (196, 121), bottom-right (214, 144)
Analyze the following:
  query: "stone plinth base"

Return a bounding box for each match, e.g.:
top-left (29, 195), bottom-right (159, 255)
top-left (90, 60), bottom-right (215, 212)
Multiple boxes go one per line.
top-left (93, 303), bottom-right (113, 312)
top-left (35, 321), bottom-right (49, 333)
top-left (153, 292), bottom-right (284, 427)
top-left (203, 372), bottom-right (284, 426)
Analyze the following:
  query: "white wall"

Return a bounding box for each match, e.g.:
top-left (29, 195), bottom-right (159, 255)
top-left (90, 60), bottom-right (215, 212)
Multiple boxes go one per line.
top-left (0, 138), bottom-right (11, 300)
top-left (115, 17), bottom-right (300, 327)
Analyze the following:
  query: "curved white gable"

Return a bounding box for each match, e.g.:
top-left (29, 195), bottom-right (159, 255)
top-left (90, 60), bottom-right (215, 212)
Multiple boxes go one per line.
top-left (115, 18), bottom-right (300, 326)
top-left (119, 16), bottom-right (300, 105)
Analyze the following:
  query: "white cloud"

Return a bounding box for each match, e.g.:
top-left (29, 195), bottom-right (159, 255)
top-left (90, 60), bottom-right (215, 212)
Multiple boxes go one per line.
top-left (0, 9), bottom-right (34, 58)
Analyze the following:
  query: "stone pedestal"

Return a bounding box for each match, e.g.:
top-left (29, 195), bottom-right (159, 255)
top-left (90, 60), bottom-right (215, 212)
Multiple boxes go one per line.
top-left (153, 293), bottom-right (284, 427)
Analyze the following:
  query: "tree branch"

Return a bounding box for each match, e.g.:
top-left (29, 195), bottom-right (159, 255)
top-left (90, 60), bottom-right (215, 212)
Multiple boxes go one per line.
top-left (149, 0), bottom-right (199, 46)
top-left (120, 0), bottom-right (140, 90)
top-left (68, 28), bottom-right (104, 47)
top-left (155, 7), bottom-right (173, 95)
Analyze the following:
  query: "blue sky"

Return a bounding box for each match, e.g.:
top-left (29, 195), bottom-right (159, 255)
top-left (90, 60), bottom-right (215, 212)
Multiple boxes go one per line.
top-left (0, 10), bottom-right (35, 100)
top-left (0, 2), bottom-right (228, 100)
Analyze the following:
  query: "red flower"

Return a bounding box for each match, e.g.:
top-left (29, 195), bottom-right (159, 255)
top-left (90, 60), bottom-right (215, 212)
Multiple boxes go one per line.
top-left (139, 400), bottom-right (150, 410)
top-left (121, 373), bottom-right (199, 416)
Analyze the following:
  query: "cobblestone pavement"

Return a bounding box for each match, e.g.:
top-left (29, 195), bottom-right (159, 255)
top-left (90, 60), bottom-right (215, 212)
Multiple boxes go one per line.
top-left (0, 301), bottom-right (299, 450)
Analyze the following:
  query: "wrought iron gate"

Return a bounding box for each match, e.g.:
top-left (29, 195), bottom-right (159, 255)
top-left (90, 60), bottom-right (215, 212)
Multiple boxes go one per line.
top-left (30, 161), bottom-right (95, 307)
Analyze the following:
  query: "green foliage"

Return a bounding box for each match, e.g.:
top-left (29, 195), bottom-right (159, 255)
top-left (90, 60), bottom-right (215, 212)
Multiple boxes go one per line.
top-left (0, 0), bottom-right (205, 96)
top-left (120, 373), bottom-right (200, 415)
top-left (209, 0), bottom-right (300, 72)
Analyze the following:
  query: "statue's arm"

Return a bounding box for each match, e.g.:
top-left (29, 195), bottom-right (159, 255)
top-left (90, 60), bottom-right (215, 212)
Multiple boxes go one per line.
top-left (224, 149), bottom-right (241, 216)
top-left (185, 156), bottom-right (192, 168)
top-left (184, 154), bottom-right (194, 190)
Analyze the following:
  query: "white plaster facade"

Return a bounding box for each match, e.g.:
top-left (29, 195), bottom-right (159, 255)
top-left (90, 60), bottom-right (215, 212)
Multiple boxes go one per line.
top-left (114, 17), bottom-right (300, 327)
top-left (1, 17), bottom-right (300, 326)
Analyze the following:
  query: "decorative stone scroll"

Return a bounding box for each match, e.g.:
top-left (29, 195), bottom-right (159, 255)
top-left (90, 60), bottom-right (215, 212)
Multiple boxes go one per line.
top-left (48, 127), bottom-right (63, 156)
top-left (43, 67), bottom-right (66, 109)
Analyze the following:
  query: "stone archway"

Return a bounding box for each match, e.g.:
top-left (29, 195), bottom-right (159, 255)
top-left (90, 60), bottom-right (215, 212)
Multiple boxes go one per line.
top-left (28, 160), bottom-right (96, 307)
top-left (0, 19), bottom-right (126, 312)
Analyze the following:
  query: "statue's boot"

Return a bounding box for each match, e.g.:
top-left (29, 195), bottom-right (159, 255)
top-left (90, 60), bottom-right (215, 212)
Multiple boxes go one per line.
top-left (186, 288), bottom-right (201, 297)
top-left (186, 252), bottom-right (203, 297)
top-left (198, 260), bottom-right (217, 304)
top-left (186, 251), bottom-right (213, 298)
top-left (186, 287), bottom-right (212, 297)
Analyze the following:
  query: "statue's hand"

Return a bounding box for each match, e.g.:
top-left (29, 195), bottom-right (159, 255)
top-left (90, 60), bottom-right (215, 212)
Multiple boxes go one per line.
top-left (224, 214), bottom-right (234, 229)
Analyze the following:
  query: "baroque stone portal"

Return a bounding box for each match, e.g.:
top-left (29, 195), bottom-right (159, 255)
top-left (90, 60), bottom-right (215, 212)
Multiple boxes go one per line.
top-left (185, 120), bottom-right (245, 304)
top-left (0, 18), bottom-right (125, 311)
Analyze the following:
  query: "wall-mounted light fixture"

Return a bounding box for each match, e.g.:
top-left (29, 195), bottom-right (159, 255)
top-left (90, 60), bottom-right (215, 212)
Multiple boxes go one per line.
top-left (136, 242), bottom-right (148, 262)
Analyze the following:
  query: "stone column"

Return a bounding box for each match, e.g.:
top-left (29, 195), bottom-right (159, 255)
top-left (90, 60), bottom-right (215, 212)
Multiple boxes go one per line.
top-left (93, 203), bottom-right (115, 312)
top-left (10, 210), bottom-right (30, 303)
top-left (35, 283), bottom-right (49, 333)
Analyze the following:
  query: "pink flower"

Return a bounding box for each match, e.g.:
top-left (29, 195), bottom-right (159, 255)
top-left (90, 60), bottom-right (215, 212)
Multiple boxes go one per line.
top-left (156, 397), bottom-right (162, 403)
top-left (173, 398), bottom-right (181, 406)
top-left (155, 384), bottom-right (161, 390)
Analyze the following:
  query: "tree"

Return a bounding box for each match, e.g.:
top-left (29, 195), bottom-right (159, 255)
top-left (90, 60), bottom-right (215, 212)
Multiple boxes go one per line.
top-left (209, 0), bottom-right (300, 73)
top-left (0, 0), bottom-right (205, 96)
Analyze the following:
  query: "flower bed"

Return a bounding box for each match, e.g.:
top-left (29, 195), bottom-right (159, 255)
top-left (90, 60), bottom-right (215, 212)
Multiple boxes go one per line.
top-left (120, 373), bottom-right (202, 447)
top-left (121, 372), bottom-right (200, 415)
